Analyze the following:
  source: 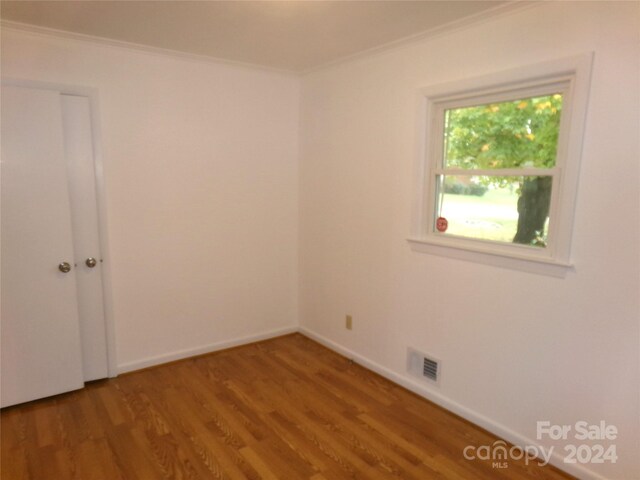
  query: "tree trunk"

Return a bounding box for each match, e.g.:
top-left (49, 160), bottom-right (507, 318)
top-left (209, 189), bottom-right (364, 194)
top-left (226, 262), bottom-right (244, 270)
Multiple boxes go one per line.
top-left (513, 176), bottom-right (552, 245)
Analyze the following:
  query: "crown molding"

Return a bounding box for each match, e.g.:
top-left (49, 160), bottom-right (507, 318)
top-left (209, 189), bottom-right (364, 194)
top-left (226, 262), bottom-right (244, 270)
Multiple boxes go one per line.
top-left (302, 1), bottom-right (540, 75)
top-left (0, 19), bottom-right (298, 77)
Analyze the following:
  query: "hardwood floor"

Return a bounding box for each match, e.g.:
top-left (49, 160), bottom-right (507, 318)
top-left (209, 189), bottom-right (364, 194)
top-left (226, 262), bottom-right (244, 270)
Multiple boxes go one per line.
top-left (1, 333), bottom-right (573, 479)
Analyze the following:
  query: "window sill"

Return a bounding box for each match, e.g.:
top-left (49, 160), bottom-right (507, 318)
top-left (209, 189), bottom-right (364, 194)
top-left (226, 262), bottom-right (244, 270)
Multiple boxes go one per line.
top-left (406, 237), bottom-right (574, 277)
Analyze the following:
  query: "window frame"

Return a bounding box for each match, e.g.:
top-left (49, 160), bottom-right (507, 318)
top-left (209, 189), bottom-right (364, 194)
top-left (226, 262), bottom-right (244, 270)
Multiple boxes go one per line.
top-left (409, 54), bottom-right (593, 272)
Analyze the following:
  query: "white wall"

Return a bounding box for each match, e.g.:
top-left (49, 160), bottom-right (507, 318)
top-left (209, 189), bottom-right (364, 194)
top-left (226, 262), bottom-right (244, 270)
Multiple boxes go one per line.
top-left (1, 28), bottom-right (300, 371)
top-left (299, 2), bottom-right (639, 479)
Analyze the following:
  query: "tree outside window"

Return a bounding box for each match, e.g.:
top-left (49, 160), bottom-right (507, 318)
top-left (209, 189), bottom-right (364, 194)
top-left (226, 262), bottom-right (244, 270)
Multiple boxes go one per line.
top-left (439, 94), bottom-right (562, 247)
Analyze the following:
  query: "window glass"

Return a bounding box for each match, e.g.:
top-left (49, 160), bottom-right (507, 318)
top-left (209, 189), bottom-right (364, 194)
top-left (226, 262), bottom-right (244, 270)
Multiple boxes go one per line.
top-left (435, 94), bottom-right (562, 247)
top-left (435, 175), bottom-right (552, 247)
top-left (443, 94), bottom-right (563, 170)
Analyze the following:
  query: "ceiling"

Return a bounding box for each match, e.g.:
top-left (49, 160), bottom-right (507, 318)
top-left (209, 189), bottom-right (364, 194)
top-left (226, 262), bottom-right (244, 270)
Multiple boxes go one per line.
top-left (1, 1), bottom-right (509, 72)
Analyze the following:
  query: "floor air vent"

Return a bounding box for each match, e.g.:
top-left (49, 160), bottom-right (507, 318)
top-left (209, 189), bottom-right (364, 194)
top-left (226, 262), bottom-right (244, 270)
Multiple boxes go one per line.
top-left (407, 347), bottom-right (440, 385)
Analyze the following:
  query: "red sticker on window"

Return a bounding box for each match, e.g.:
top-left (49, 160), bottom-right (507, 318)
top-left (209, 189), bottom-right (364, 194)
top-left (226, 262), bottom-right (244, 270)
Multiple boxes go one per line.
top-left (436, 217), bottom-right (448, 233)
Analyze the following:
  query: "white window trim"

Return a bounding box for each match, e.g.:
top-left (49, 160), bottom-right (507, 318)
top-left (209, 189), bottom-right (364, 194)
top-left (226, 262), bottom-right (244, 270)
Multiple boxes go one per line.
top-left (408, 54), bottom-right (594, 275)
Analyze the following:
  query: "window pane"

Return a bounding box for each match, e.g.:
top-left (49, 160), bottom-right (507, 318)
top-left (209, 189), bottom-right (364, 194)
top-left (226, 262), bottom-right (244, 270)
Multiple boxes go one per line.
top-left (435, 175), bottom-right (552, 247)
top-left (443, 94), bottom-right (563, 169)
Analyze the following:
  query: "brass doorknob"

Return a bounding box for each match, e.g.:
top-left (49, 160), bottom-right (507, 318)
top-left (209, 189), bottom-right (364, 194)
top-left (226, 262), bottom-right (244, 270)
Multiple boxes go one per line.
top-left (85, 257), bottom-right (97, 268)
top-left (58, 262), bottom-right (71, 273)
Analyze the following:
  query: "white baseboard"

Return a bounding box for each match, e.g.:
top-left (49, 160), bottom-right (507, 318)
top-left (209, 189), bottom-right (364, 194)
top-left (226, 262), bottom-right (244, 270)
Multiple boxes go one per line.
top-left (298, 326), bottom-right (605, 480)
top-left (116, 325), bottom-right (298, 374)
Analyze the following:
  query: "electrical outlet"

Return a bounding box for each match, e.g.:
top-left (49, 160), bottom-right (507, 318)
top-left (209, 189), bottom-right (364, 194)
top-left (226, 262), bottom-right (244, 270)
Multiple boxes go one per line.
top-left (346, 315), bottom-right (353, 330)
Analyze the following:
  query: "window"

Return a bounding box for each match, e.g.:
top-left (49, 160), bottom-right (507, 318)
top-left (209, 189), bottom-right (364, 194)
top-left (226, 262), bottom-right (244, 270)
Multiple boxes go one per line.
top-left (409, 55), bottom-right (593, 271)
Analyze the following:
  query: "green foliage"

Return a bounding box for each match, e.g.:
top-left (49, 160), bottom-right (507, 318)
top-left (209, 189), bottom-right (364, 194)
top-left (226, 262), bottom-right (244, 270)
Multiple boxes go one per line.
top-left (443, 94), bottom-right (563, 174)
top-left (531, 230), bottom-right (548, 247)
top-left (443, 177), bottom-right (488, 196)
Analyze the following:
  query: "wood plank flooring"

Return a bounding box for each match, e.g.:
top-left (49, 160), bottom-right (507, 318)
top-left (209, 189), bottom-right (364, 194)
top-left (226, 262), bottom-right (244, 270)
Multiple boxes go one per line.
top-left (1, 333), bottom-right (574, 479)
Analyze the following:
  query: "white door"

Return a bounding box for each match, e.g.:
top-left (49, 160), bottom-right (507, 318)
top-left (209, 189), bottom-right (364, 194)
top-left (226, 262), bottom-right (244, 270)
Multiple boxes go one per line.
top-left (61, 94), bottom-right (108, 381)
top-left (1, 85), bottom-right (85, 407)
top-left (1, 85), bottom-right (108, 408)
